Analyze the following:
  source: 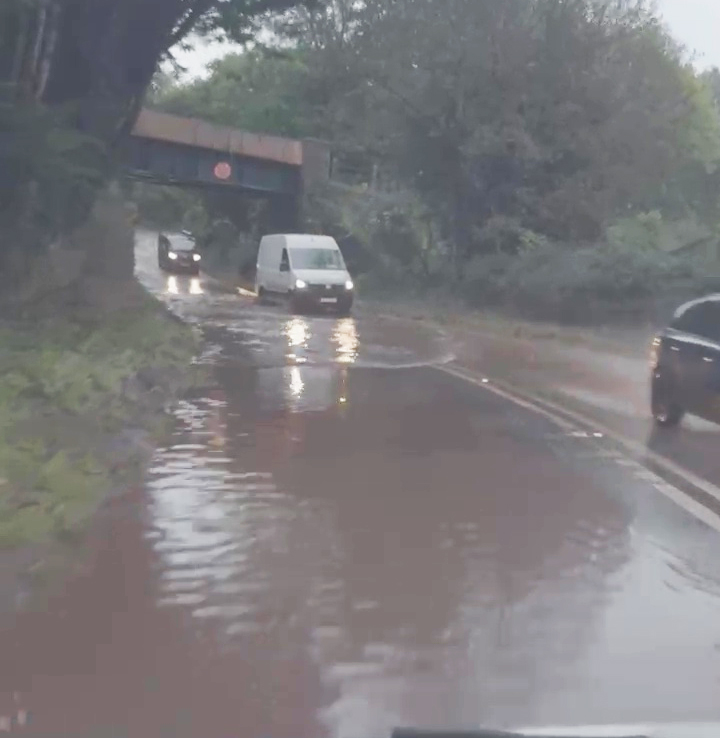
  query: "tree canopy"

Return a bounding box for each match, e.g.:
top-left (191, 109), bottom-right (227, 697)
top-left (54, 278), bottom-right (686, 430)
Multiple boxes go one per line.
top-left (148, 0), bottom-right (720, 318)
top-left (155, 0), bottom-right (720, 244)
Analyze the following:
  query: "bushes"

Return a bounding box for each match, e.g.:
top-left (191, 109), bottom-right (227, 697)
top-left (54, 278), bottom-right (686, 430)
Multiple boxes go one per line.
top-left (130, 184), bottom-right (198, 231)
top-left (461, 239), bottom-right (719, 324)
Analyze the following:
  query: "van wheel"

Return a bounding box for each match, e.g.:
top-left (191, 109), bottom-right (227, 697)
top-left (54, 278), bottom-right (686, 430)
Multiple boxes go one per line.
top-left (257, 286), bottom-right (267, 304)
top-left (651, 372), bottom-right (684, 428)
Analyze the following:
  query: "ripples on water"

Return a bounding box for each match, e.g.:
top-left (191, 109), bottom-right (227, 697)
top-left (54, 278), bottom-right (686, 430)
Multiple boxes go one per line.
top-left (142, 383), bottom-right (641, 734)
top-left (148, 394), bottom-right (338, 640)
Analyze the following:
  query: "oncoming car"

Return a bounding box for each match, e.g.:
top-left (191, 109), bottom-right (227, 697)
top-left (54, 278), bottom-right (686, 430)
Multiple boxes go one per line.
top-left (157, 231), bottom-right (201, 274)
top-left (651, 294), bottom-right (720, 428)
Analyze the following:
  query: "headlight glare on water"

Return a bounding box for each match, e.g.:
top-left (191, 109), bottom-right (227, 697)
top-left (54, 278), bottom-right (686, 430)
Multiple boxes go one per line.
top-left (295, 279), bottom-right (308, 290)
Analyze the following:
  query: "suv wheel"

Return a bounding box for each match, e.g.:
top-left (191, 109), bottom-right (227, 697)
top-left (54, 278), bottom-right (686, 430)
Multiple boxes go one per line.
top-left (651, 372), bottom-right (685, 428)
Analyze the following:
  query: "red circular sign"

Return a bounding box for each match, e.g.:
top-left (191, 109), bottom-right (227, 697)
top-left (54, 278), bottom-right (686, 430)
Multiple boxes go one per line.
top-left (214, 161), bottom-right (232, 180)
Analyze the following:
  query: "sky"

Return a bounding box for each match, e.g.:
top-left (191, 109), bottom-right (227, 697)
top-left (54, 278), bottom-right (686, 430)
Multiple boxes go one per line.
top-left (172, 0), bottom-right (720, 80)
top-left (171, 38), bottom-right (237, 79)
top-left (656, 0), bottom-right (720, 68)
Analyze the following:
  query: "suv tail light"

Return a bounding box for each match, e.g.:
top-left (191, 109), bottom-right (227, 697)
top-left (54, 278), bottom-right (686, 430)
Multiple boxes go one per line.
top-left (650, 336), bottom-right (662, 369)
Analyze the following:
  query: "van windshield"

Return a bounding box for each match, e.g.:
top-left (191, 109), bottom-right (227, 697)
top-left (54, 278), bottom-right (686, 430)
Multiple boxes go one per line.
top-left (290, 248), bottom-right (344, 270)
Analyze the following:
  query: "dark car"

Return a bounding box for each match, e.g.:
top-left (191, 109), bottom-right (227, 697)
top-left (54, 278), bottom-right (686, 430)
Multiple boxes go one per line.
top-left (157, 231), bottom-right (201, 274)
top-left (651, 294), bottom-right (720, 428)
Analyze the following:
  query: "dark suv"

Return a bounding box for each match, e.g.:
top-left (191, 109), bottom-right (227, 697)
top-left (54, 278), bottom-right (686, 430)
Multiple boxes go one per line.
top-left (158, 231), bottom-right (201, 274)
top-left (651, 294), bottom-right (720, 427)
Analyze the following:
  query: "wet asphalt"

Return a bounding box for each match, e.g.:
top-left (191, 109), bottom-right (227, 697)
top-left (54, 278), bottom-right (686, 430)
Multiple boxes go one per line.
top-left (3, 232), bottom-right (720, 737)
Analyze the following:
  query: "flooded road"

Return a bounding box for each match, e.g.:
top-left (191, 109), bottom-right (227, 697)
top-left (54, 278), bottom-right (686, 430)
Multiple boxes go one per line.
top-left (4, 232), bottom-right (720, 736)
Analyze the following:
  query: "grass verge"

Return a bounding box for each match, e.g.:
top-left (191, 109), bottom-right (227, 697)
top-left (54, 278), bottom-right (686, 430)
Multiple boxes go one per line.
top-left (0, 293), bottom-right (203, 552)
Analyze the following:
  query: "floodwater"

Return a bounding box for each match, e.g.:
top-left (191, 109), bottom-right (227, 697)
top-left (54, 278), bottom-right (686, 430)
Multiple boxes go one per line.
top-left (3, 232), bottom-right (720, 737)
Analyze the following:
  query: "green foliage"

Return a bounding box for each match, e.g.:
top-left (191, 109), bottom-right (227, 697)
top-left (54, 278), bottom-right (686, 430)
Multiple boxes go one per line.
top-left (473, 216), bottom-right (551, 256)
top-left (0, 448), bottom-right (107, 548)
top-left (188, 0), bottom-right (320, 45)
top-left (152, 50), bottom-right (312, 137)
top-left (607, 212), bottom-right (665, 253)
top-left (461, 239), bottom-right (718, 323)
top-left (334, 185), bottom-right (445, 277)
top-left (0, 303), bottom-right (201, 550)
top-left (130, 183), bottom-right (198, 230)
top-left (0, 93), bottom-right (107, 256)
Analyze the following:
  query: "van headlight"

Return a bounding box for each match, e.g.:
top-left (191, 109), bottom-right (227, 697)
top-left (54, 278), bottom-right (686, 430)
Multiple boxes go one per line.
top-left (192, 253), bottom-right (201, 262)
top-left (345, 280), bottom-right (354, 290)
top-left (295, 279), bottom-right (308, 290)
top-left (168, 251), bottom-right (178, 260)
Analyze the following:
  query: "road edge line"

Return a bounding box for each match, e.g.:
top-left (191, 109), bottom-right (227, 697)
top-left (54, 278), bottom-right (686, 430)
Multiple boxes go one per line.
top-left (437, 363), bottom-right (720, 533)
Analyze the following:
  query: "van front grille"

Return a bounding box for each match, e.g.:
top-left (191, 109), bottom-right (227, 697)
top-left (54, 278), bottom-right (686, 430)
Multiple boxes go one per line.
top-left (308, 284), bottom-right (344, 297)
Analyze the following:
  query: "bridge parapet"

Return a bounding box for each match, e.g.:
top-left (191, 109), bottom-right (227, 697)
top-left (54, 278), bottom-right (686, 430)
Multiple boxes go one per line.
top-left (132, 109), bottom-right (305, 167)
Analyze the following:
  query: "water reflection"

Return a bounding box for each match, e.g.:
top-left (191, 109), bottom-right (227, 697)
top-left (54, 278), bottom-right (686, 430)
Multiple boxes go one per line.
top-left (285, 317), bottom-right (310, 349)
top-left (165, 276), bottom-right (204, 296)
top-left (333, 319), bottom-right (359, 365)
top-left (282, 316), bottom-right (359, 367)
top-left (289, 366), bottom-right (305, 399)
top-left (269, 365), bottom-right (351, 415)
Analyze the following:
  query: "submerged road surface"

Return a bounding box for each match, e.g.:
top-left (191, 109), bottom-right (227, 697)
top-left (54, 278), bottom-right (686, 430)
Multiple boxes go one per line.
top-left (3, 232), bottom-right (720, 737)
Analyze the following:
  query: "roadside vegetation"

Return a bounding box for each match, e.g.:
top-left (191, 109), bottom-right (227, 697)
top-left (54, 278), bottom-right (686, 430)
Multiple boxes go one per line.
top-left (1, 0), bottom-right (309, 567)
top-left (0, 187), bottom-right (205, 554)
top-left (143, 0), bottom-right (720, 325)
top-left (0, 300), bottom-right (201, 549)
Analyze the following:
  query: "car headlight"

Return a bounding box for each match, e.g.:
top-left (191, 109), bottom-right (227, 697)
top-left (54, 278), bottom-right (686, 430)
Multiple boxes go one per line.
top-left (295, 279), bottom-right (308, 290)
top-left (192, 253), bottom-right (201, 262)
top-left (345, 280), bottom-right (354, 290)
top-left (168, 251), bottom-right (178, 260)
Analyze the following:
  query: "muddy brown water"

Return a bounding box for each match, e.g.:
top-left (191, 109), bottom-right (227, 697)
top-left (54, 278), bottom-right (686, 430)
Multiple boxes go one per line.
top-left (3, 234), bottom-right (720, 737)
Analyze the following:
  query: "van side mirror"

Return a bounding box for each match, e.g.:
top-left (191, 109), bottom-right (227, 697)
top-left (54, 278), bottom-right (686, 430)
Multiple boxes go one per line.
top-left (280, 261), bottom-right (289, 272)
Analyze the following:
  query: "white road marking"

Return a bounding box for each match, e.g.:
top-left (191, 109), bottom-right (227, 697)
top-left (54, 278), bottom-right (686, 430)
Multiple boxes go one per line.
top-left (441, 364), bottom-right (577, 433)
top-left (438, 363), bottom-right (720, 533)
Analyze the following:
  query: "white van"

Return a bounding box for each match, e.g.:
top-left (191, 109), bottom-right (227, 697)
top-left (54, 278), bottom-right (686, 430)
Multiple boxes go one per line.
top-left (255, 234), bottom-right (354, 314)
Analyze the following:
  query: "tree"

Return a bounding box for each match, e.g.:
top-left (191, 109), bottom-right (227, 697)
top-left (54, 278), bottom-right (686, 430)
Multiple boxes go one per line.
top-left (0, 0), bottom-right (315, 288)
top-left (153, 50), bottom-right (312, 137)
top-left (38, 0), bottom-right (317, 140)
top-left (279, 0), bottom-right (720, 260)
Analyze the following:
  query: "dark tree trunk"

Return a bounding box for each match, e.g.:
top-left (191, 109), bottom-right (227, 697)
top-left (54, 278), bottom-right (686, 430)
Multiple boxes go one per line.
top-left (43, 0), bottom-right (182, 142)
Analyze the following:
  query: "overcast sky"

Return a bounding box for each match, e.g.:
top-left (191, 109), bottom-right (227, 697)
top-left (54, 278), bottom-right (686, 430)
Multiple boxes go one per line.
top-left (657, 0), bottom-right (720, 68)
top-left (172, 0), bottom-right (720, 80)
